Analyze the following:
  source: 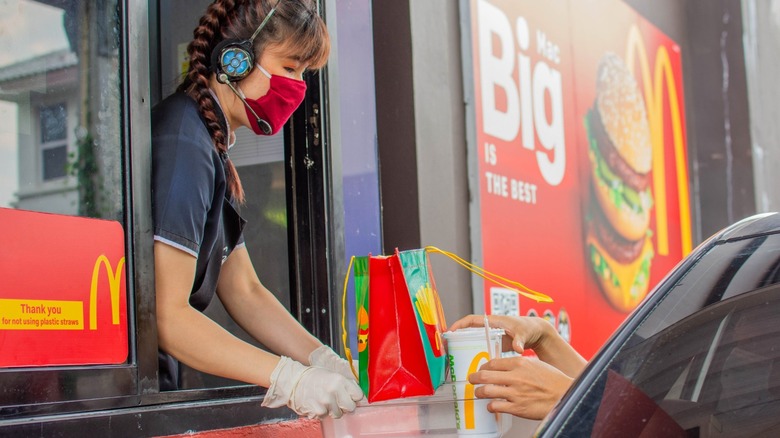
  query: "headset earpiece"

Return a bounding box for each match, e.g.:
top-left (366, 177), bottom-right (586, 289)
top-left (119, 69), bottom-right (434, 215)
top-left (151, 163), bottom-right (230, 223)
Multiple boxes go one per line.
top-left (211, 0), bottom-right (280, 84)
top-left (211, 38), bottom-right (273, 135)
top-left (212, 39), bottom-right (255, 84)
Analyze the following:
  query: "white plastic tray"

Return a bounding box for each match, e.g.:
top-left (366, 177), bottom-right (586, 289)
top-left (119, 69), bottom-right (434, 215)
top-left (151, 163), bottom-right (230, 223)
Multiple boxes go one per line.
top-left (320, 382), bottom-right (511, 437)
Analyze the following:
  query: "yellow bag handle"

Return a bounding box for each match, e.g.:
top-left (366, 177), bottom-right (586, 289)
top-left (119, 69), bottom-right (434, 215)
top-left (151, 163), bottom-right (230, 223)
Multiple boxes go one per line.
top-left (425, 246), bottom-right (553, 303)
top-left (341, 255), bottom-right (359, 380)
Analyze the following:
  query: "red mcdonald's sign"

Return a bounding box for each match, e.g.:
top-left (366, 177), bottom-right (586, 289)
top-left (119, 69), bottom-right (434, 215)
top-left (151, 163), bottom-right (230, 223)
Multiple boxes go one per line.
top-left (0, 208), bottom-right (128, 367)
top-left (467, 0), bottom-right (691, 358)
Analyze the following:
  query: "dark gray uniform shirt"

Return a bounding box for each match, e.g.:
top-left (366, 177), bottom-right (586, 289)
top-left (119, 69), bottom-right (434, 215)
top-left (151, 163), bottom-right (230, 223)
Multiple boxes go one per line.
top-left (151, 92), bottom-right (246, 390)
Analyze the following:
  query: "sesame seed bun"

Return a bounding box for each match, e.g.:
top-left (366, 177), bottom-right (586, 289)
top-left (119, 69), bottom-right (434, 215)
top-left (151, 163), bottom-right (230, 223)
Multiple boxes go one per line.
top-left (595, 52), bottom-right (652, 174)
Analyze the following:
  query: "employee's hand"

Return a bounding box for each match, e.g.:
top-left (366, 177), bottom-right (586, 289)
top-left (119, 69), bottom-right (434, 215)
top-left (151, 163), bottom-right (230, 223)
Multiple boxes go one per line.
top-left (262, 356), bottom-right (364, 419)
top-left (469, 355), bottom-right (574, 420)
top-left (309, 345), bottom-right (357, 381)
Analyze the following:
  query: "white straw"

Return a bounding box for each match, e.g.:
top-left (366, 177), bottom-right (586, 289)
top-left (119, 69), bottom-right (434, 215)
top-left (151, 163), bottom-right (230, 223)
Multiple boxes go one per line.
top-left (484, 314), bottom-right (493, 360)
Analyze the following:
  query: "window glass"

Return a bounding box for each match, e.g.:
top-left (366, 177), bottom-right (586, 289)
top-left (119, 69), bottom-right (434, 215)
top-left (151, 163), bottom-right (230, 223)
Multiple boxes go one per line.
top-left (40, 103), bottom-right (68, 144)
top-left (0, 0), bottom-right (122, 219)
top-left (332, 0), bottom-right (382, 356)
top-left (0, 0), bottom-right (127, 371)
top-left (43, 145), bottom-right (68, 180)
top-left (40, 102), bottom-right (69, 180)
top-left (556, 233), bottom-right (780, 436)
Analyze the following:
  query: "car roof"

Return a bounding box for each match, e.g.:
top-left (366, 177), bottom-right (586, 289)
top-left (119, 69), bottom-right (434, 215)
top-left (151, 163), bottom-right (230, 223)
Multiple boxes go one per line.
top-left (714, 212), bottom-right (780, 242)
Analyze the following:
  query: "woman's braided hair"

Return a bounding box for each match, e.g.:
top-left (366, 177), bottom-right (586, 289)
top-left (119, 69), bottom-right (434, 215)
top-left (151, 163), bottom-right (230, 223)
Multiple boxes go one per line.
top-left (178, 0), bottom-right (330, 204)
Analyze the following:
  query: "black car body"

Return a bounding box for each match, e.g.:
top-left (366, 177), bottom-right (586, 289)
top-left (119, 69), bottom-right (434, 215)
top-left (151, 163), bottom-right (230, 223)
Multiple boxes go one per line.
top-left (536, 212), bottom-right (780, 437)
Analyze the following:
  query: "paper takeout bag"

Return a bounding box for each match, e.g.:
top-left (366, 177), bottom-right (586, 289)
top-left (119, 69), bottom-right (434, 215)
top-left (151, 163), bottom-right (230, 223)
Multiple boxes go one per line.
top-left (341, 246), bottom-right (552, 403)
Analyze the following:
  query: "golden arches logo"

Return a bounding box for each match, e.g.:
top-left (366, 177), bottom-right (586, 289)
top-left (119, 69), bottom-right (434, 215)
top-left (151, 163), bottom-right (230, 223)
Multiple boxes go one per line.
top-left (625, 25), bottom-right (692, 257)
top-left (89, 255), bottom-right (125, 330)
top-left (464, 351), bottom-right (490, 429)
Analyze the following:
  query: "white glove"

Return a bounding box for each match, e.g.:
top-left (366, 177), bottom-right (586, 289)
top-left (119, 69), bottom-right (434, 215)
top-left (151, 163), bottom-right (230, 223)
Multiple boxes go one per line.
top-left (262, 356), bottom-right (364, 419)
top-left (309, 345), bottom-right (357, 381)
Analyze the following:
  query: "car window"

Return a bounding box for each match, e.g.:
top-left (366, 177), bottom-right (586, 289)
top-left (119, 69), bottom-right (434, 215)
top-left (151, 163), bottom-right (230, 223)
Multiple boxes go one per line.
top-left (554, 232), bottom-right (780, 437)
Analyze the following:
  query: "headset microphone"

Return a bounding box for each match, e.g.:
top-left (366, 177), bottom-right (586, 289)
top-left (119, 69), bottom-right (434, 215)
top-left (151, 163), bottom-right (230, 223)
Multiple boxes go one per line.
top-left (222, 81), bottom-right (273, 135)
top-left (211, 1), bottom-right (280, 135)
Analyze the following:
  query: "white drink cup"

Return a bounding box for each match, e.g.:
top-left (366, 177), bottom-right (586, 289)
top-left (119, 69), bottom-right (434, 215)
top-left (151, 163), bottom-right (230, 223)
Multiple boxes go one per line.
top-left (443, 328), bottom-right (504, 437)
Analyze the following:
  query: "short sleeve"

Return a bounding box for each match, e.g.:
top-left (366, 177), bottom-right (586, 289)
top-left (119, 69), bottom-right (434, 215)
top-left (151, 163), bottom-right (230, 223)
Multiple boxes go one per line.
top-left (151, 95), bottom-right (218, 256)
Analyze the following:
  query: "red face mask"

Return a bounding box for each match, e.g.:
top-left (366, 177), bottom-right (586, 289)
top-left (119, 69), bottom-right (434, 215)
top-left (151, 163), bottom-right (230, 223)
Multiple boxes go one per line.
top-left (240, 64), bottom-right (307, 136)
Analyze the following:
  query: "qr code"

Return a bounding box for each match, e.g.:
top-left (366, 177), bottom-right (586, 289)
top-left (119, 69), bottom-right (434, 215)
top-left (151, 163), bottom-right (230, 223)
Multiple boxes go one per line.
top-left (490, 287), bottom-right (520, 316)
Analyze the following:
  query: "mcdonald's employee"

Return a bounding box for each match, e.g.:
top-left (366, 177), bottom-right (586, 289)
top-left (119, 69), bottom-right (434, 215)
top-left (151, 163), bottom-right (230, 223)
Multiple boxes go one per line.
top-left (150, 0), bottom-right (362, 419)
top-left (449, 314), bottom-right (588, 420)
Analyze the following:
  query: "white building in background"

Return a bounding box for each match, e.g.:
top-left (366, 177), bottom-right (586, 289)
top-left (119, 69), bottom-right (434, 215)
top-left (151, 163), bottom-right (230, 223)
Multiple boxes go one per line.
top-left (0, 49), bottom-right (80, 215)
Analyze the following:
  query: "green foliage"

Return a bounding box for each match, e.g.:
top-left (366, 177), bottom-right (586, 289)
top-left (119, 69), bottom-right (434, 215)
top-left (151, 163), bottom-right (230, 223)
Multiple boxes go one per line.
top-left (67, 127), bottom-right (101, 218)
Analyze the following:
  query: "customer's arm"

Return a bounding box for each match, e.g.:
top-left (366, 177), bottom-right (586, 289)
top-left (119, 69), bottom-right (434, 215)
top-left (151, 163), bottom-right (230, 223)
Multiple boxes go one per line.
top-left (449, 314), bottom-right (586, 378)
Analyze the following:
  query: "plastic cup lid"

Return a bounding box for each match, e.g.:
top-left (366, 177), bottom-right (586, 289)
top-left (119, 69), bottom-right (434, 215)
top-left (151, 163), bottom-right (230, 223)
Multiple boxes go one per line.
top-left (442, 327), bottom-right (504, 340)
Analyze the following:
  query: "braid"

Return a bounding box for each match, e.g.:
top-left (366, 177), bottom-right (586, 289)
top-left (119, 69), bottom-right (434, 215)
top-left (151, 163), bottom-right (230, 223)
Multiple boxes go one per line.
top-left (178, 0), bottom-right (245, 204)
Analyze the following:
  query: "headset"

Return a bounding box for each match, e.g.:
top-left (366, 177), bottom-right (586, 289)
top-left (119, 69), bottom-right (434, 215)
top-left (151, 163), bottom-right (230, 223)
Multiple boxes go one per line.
top-left (212, 1), bottom-right (280, 84)
top-left (212, 38), bottom-right (255, 83)
top-left (211, 0), bottom-right (281, 134)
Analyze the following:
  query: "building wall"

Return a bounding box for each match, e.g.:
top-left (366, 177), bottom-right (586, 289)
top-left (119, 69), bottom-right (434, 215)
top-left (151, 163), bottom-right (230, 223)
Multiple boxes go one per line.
top-left (681, 0), bottom-right (756, 240)
top-left (742, 0), bottom-right (780, 214)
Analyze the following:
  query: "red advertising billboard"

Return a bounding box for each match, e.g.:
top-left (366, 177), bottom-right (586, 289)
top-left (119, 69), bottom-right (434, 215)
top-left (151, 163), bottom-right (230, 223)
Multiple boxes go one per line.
top-left (0, 208), bottom-right (128, 366)
top-left (467, 0), bottom-right (691, 358)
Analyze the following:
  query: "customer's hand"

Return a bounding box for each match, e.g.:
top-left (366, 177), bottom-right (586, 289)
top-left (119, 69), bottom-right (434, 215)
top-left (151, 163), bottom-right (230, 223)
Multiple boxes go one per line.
top-left (309, 345), bottom-right (357, 381)
top-left (448, 314), bottom-right (553, 355)
top-left (262, 356), bottom-right (364, 419)
top-left (448, 314), bottom-right (587, 378)
top-left (469, 355), bottom-right (574, 420)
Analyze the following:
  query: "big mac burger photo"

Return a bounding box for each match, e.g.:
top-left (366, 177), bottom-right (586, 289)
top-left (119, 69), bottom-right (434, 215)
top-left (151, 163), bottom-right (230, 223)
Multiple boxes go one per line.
top-left (584, 52), bottom-right (654, 313)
